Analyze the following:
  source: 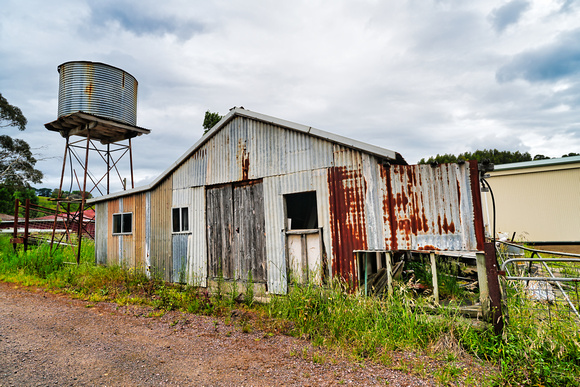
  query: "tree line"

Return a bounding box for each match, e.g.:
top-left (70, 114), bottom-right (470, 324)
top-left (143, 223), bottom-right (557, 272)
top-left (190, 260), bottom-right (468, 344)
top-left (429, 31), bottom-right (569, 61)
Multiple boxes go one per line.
top-left (418, 149), bottom-right (580, 165)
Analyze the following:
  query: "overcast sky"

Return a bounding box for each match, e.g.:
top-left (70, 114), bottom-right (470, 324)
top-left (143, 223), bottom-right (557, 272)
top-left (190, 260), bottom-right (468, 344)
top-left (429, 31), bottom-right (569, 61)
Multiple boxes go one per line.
top-left (2, 0), bottom-right (580, 192)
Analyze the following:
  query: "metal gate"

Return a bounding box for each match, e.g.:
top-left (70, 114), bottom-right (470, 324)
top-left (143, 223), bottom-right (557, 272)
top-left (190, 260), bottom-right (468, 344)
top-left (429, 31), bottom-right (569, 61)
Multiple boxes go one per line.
top-left (497, 241), bottom-right (580, 324)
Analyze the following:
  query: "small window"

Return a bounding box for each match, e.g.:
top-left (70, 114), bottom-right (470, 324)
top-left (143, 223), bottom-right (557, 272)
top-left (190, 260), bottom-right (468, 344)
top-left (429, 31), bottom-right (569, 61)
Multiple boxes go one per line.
top-left (172, 207), bottom-right (189, 233)
top-left (285, 191), bottom-right (318, 230)
top-left (113, 212), bottom-right (133, 234)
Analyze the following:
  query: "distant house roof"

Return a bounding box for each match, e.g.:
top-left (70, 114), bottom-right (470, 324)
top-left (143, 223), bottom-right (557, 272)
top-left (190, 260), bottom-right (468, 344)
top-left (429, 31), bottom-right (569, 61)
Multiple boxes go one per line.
top-left (0, 214), bottom-right (14, 222)
top-left (90, 108), bottom-right (406, 203)
top-left (32, 209), bottom-right (95, 222)
top-left (494, 155), bottom-right (580, 172)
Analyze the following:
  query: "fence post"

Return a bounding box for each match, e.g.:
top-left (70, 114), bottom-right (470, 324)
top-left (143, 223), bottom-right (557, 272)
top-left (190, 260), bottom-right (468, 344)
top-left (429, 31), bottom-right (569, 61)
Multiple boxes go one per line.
top-left (430, 252), bottom-right (439, 305)
top-left (12, 199), bottom-right (19, 251)
top-left (484, 242), bottom-right (504, 334)
top-left (23, 199), bottom-right (30, 252)
top-left (476, 251), bottom-right (490, 317)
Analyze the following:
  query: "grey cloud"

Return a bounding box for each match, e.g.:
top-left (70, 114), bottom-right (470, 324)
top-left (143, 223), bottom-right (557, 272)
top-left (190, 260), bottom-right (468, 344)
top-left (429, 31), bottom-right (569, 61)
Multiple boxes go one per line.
top-left (559, 0), bottom-right (578, 13)
top-left (466, 134), bottom-right (530, 154)
top-left (489, 0), bottom-right (530, 33)
top-left (86, 1), bottom-right (204, 40)
top-left (496, 29), bottom-right (580, 83)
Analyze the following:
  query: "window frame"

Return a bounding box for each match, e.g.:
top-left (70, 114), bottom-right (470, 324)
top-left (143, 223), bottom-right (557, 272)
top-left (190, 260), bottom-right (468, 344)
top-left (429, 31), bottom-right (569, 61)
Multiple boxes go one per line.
top-left (112, 212), bottom-right (133, 235)
top-left (172, 206), bottom-right (190, 234)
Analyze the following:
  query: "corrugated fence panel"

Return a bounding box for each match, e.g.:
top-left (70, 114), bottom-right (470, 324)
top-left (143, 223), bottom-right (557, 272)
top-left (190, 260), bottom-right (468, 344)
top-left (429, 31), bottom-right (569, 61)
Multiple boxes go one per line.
top-left (189, 187), bottom-right (207, 286)
top-left (263, 169), bottom-right (331, 294)
top-left (380, 161), bottom-right (482, 251)
top-left (150, 177), bottom-right (173, 281)
top-left (95, 201), bottom-right (108, 265)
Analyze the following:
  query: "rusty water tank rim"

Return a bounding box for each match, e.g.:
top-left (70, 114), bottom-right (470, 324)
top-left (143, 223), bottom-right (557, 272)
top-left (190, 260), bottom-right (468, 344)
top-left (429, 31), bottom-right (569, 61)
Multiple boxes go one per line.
top-left (57, 61), bottom-right (139, 126)
top-left (57, 60), bottom-right (137, 80)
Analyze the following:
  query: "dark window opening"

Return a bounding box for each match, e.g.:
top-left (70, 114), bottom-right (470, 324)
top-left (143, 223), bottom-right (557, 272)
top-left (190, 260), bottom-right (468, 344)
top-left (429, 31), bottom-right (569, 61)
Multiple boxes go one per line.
top-left (285, 191), bottom-right (318, 230)
top-left (172, 207), bottom-right (189, 233)
top-left (113, 212), bottom-right (132, 234)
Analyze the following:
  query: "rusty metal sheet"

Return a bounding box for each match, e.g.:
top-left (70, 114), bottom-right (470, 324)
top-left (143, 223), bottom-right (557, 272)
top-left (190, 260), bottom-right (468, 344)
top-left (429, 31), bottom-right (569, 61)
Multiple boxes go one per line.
top-left (328, 145), bottom-right (369, 283)
top-left (380, 160), bottom-right (484, 252)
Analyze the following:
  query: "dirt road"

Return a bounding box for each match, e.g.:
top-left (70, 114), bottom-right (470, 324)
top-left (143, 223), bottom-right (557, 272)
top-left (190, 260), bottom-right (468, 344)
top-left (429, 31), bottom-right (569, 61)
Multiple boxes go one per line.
top-left (0, 282), bottom-right (433, 386)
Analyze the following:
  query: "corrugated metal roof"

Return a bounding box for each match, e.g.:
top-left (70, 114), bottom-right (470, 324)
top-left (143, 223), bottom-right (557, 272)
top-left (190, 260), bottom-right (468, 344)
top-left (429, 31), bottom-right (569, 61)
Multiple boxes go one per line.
top-left (494, 155), bottom-right (580, 171)
top-left (89, 108), bottom-right (405, 203)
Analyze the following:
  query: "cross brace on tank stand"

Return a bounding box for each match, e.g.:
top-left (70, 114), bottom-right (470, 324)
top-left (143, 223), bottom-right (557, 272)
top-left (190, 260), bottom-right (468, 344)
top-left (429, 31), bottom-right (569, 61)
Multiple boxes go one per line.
top-left (45, 112), bottom-right (150, 263)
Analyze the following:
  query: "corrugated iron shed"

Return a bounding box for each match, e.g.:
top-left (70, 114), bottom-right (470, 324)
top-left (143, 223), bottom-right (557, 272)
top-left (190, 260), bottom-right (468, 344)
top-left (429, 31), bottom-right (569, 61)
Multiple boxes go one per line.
top-left (90, 108), bottom-right (485, 293)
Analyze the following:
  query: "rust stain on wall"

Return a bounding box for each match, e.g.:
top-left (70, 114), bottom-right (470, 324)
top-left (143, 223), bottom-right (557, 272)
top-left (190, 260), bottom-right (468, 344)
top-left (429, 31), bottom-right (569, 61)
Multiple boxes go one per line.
top-left (380, 163), bottom-right (398, 251)
top-left (237, 139), bottom-right (250, 181)
top-left (328, 166), bottom-right (368, 284)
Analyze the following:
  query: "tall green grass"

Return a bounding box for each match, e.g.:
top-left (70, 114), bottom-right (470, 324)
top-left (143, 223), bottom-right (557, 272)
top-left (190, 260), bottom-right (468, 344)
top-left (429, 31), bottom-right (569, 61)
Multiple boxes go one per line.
top-left (0, 236), bottom-right (578, 385)
top-left (267, 280), bottom-right (580, 386)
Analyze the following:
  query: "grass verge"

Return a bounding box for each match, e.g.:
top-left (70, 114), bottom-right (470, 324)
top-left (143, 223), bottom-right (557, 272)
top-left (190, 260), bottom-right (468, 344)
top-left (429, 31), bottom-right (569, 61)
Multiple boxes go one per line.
top-left (1, 236), bottom-right (579, 385)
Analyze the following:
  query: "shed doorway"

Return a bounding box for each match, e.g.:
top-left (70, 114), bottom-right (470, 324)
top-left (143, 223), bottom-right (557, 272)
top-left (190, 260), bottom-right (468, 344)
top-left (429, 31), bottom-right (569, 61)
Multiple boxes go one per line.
top-left (206, 180), bottom-right (267, 283)
top-left (285, 191), bottom-right (323, 285)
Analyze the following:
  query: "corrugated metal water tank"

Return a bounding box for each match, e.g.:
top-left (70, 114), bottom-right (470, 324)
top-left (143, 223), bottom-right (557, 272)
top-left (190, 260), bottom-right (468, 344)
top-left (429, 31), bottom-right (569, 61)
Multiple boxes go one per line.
top-left (57, 61), bottom-right (138, 125)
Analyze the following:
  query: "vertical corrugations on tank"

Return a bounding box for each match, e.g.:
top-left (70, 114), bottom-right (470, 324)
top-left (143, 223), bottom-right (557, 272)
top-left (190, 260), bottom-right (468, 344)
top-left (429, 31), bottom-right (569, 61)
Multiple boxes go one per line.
top-left (57, 61), bottom-right (138, 125)
top-left (150, 177), bottom-right (173, 281)
top-left (189, 186), bottom-right (207, 286)
top-left (328, 145), bottom-right (368, 285)
top-left (107, 199), bottom-right (120, 265)
top-left (263, 169), bottom-right (332, 294)
top-left (95, 201), bottom-right (108, 265)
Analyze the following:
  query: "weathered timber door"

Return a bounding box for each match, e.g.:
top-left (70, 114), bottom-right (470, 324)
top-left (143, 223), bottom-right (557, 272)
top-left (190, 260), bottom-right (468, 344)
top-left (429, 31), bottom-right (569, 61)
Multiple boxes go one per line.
top-left (206, 180), bottom-right (267, 282)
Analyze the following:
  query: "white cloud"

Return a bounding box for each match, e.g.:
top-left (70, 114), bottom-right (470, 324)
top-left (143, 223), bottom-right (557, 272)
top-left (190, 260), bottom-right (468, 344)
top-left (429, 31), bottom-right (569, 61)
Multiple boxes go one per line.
top-left (1, 0), bottom-right (580, 192)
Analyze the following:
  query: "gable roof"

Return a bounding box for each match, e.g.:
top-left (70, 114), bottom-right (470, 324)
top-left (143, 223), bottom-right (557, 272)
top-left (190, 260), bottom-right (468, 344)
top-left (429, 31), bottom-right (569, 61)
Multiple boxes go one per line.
top-left (90, 108), bottom-right (405, 203)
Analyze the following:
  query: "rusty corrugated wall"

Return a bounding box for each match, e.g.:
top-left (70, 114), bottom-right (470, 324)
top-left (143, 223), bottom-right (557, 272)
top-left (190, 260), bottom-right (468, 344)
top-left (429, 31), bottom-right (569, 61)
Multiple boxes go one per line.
top-left (328, 159), bottom-right (484, 283)
top-left (328, 145), bottom-right (369, 282)
top-left (380, 162), bottom-right (484, 251)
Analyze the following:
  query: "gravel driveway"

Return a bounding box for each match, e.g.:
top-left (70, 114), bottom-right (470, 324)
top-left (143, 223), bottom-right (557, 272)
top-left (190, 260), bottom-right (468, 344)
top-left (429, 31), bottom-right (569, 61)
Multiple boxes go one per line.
top-left (0, 282), bottom-right (434, 386)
